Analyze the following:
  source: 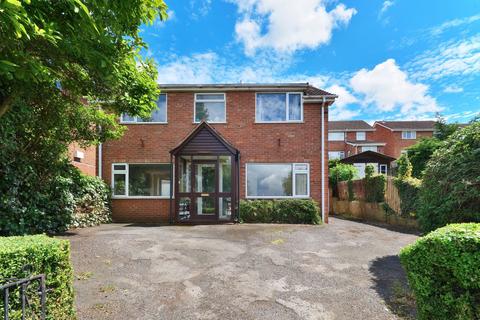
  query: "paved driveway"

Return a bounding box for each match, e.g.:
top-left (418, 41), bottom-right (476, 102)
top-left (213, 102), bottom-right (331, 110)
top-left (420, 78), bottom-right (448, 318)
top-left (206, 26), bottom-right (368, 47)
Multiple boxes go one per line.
top-left (65, 218), bottom-right (418, 320)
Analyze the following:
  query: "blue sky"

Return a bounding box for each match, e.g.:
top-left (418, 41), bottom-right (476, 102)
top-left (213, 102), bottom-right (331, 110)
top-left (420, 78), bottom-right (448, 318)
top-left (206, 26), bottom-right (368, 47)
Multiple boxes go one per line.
top-left (140, 0), bottom-right (480, 122)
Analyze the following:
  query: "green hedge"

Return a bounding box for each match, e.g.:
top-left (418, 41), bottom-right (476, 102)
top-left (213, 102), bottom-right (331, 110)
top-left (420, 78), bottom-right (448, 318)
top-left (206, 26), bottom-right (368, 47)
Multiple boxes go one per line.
top-left (364, 174), bottom-right (386, 203)
top-left (0, 235), bottom-right (76, 319)
top-left (239, 199), bottom-right (321, 224)
top-left (394, 177), bottom-right (421, 217)
top-left (400, 223), bottom-right (480, 320)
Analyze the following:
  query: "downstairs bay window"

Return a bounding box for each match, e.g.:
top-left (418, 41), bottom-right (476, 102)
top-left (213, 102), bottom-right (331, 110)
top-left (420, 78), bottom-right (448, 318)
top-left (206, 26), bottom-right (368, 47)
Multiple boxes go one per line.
top-left (246, 163), bottom-right (309, 198)
top-left (112, 163), bottom-right (171, 198)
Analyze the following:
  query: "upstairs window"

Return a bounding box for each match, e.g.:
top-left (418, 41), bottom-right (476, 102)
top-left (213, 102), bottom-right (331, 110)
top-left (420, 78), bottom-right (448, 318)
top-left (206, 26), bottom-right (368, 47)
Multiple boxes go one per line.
top-left (256, 93), bottom-right (302, 122)
top-left (121, 94), bottom-right (167, 123)
top-left (328, 132), bottom-right (345, 141)
top-left (356, 131), bottom-right (366, 140)
top-left (194, 93), bottom-right (226, 123)
top-left (402, 131), bottom-right (416, 139)
top-left (328, 151), bottom-right (345, 160)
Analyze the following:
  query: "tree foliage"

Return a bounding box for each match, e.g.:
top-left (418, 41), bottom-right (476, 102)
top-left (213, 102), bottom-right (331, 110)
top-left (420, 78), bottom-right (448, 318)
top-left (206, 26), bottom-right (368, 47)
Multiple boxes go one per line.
top-left (406, 138), bottom-right (443, 178)
top-left (418, 121), bottom-right (480, 232)
top-left (0, 0), bottom-right (168, 141)
top-left (396, 153), bottom-right (413, 179)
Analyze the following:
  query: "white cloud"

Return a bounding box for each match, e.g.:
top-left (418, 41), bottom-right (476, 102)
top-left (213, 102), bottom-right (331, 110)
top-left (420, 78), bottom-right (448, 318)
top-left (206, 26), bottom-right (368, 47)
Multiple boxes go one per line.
top-left (350, 59), bottom-right (440, 116)
top-left (430, 14), bottom-right (480, 36)
top-left (230, 0), bottom-right (357, 55)
top-left (408, 35), bottom-right (480, 80)
top-left (379, 1), bottom-right (394, 16)
top-left (443, 85), bottom-right (464, 93)
top-left (190, 0), bottom-right (212, 19)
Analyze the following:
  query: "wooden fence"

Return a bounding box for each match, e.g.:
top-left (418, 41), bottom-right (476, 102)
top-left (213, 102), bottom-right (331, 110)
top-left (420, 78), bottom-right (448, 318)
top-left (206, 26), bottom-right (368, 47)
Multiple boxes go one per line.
top-left (384, 177), bottom-right (401, 214)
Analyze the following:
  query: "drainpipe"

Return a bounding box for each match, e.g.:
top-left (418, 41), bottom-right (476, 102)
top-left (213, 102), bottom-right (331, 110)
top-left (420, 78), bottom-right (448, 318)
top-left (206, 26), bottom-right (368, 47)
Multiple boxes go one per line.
top-left (321, 97), bottom-right (326, 223)
top-left (98, 143), bottom-right (102, 178)
top-left (169, 154), bottom-right (174, 224)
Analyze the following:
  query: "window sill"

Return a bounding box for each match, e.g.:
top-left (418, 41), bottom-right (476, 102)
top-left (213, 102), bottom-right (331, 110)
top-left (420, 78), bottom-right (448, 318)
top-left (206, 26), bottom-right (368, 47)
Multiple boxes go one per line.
top-left (112, 196), bottom-right (171, 200)
top-left (255, 121), bottom-right (304, 124)
top-left (120, 122), bottom-right (168, 125)
top-left (245, 195), bottom-right (310, 199)
top-left (192, 121), bottom-right (227, 124)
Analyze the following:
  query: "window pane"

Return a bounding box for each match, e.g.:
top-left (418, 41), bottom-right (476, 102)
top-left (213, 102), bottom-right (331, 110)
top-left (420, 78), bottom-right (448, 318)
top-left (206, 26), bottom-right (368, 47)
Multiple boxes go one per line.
top-left (256, 93), bottom-right (286, 122)
top-left (179, 197), bottom-right (191, 221)
top-left (288, 93), bottom-right (302, 121)
top-left (138, 94), bottom-right (167, 123)
top-left (247, 164), bottom-right (292, 197)
top-left (196, 94), bottom-right (224, 100)
top-left (195, 102), bottom-right (225, 122)
top-left (195, 163), bottom-right (215, 193)
top-left (128, 164), bottom-right (171, 196)
top-left (113, 164), bottom-right (126, 171)
top-left (361, 146), bottom-right (378, 152)
top-left (196, 197), bottom-right (215, 215)
top-left (220, 156), bottom-right (232, 193)
top-left (179, 156), bottom-right (191, 193)
top-left (219, 197), bottom-right (232, 220)
top-left (113, 174), bottom-right (126, 195)
top-left (356, 132), bottom-right (366, 140)
top-left (121, 114), bottom-right (136, 122)
top-left (295, 173), bottom-right (308, 196)
top-left (328, 132), bottom-right (344, 141)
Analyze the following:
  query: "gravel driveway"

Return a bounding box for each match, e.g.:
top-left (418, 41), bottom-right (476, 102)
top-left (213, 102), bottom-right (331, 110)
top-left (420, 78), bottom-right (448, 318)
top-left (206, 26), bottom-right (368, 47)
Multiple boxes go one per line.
top-left (64, 217), bottom-right (418, 320)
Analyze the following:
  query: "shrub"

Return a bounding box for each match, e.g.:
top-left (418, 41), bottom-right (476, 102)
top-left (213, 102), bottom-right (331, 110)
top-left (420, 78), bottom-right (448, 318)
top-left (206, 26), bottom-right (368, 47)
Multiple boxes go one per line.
top-left (0, 235), bottom-right (76, 319)
top-left (394, 177), bottom-right (421, 217)
top-left (70, 172), bottom-right (112, 228)
top-left (364, 172), bottom-right (386, 203)
top-left (418, 121), bottom-right (480, 232)
top-left (400, 223), bottom-right (480, 320)
top-left (329, 163), bottom-right (358, 185)
top-left (347, 180), bottom-right (355, 201)
top-left (396, 154), bottom-right (413, 179)
top-left (239, 199), bottom-right (321, 224)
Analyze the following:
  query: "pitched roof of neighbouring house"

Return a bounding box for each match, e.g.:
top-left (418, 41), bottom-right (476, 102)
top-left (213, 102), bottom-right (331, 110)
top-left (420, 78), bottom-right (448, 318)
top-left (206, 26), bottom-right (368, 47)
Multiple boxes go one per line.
top-left (328, 120), bottom-right (374, 131)
top-left (374, 120), bottom-right (436, 131)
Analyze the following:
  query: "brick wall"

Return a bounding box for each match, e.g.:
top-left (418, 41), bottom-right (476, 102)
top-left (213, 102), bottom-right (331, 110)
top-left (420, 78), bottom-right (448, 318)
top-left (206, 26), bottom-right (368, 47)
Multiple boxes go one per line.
top-left (101, 91), bottom-right (330, 223)
top-left (373, 124), bottom-right (433, 158)
top-left (68, 143), bottom-right (97, 176)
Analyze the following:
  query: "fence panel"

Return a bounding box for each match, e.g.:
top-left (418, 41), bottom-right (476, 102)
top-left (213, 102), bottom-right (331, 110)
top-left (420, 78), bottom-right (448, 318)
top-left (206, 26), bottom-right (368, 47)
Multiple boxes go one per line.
top-left (385, 177), bottom-right (401, 214)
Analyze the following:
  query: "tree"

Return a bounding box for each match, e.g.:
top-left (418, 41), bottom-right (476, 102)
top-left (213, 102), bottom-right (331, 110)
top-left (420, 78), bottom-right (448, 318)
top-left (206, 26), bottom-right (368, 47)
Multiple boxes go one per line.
top-left (406, 138), bottom-right (443, 178)
top-left (396, 154), bottom-right (413, 179)
top-left (417, 121), bottom-right (480, 232)
top-left (0, 0), bottom-right (168, 141)
top-left (433, 114), bottom-right (461, 140)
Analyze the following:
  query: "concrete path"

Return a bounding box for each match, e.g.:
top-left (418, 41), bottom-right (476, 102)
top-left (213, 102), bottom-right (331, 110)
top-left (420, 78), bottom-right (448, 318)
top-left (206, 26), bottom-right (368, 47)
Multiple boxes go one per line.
top-left (64, 218), bottom-right (418, 319)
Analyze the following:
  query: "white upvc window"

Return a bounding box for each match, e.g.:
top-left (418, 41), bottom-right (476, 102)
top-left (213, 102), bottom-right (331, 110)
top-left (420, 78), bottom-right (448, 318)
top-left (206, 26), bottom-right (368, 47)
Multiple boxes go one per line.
top-left (255, 92), bottom-right (303, 123)
top-left (112, 163), bottom-right (171, 198)
top-left (379, 164), bottom-right (388, 175)
top-left (402, 131), bottom-right (416, 139)
top-left (121, 94), bottom-right (167, 124)
top-left (246, 163), bottom-right (310, 198)
top-left (194, 93), bottom-right (226, 123)
top-left (356, 131), bottom-right (366, 140)
top-left (328, 132), bottom-right (345, 141)
top-left (361, 146), bottom-right (378, 152)
top-left (328, 151), bottom-right (345, 160)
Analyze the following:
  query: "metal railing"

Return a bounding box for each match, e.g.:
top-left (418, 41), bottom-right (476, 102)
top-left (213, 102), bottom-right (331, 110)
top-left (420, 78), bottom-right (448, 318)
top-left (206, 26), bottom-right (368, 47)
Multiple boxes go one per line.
top-left (0, 267), bottom-right (46, 320)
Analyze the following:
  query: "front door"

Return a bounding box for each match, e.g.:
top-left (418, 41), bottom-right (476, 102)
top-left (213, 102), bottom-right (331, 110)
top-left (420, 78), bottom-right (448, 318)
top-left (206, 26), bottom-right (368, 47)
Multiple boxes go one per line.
top-left (193, 161), bottom-right (217, 220)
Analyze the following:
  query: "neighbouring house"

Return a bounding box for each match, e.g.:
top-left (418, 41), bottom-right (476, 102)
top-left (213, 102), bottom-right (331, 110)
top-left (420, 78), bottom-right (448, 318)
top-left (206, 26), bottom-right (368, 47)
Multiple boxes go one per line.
top-left (68, 143), bottom-right (97, 176)
top-left (99, 83), bottom-right (336, 224)
top-left (340, 150), bottom-right (396, 178)
top-left (372, 120), bottom-right (436, 158)
top-left (328, 121), bottom-right (385, 160)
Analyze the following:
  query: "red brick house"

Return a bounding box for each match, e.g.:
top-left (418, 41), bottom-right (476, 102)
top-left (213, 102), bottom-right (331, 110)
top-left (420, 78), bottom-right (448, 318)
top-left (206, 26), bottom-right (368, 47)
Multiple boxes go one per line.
top-left (68, 143), bottom-right (97, 176)
top-left (372, 121), bottom-right (435, 158)
top-left (99, 83), bottom-right (336, 224)
top-left (328, 121), bottom-right (385, 159)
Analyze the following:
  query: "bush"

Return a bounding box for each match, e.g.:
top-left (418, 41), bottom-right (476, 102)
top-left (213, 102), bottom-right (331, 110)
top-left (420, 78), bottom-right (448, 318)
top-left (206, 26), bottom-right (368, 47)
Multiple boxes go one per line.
top-left (364, 172), bottom-right (386, 203)
top-left (394, 177), bottom-right (421, 217)
top-left (0, 235), bottom-right (76, 319)
top-left (400, 223), bottom-right (480, 320)
top-left (396, 154), bottom-right (413, 179)
top-left (70, 172), bottom-right (112, 228)
top-left (239, 199), bottom-right (321, 224)
top-left (418, 121), bottom-right (480, 232)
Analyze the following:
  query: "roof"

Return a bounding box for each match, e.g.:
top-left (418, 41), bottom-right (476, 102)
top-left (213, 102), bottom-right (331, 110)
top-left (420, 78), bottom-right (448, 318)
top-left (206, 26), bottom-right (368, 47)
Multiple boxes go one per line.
top-left (158, 83), bottom-right (337, 102)
top-left (374, 120), bottom-right (436, 131)
top-left (329, 120), bottom-right (374, 131)
top-left (340, 151), bottom-right (396, 164)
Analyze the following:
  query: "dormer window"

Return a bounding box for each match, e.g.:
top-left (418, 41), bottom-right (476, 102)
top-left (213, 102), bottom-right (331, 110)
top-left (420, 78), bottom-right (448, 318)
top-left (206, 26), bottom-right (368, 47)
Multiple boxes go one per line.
top-left (256, 93), bottom-right (303, 123)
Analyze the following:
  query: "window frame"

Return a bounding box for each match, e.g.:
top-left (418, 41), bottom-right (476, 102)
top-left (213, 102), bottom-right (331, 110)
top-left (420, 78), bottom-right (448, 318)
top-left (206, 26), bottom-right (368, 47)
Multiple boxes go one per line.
top-left (361, 146), bottom-right (378, 152)
top-left (111, 163), bottom-right (172, 199)
top-left (245, 163), bottom-right (310, 199)
top-left (328, 131), bottom-right (345, 141)
top-left (328, 151), bottom-right (345, 160)
top-left (193, 92), bottom-right (227, 124)
top-left (379, 164), bottom-right (388, 175)
top-left (120, 94), bottom-right (168, 124)
top-left (255, 92), bottom-right (304, 123)
top-left (356, 131), bottom-right (366, 141)
top-left (401, 131), bottom-right (417, 139)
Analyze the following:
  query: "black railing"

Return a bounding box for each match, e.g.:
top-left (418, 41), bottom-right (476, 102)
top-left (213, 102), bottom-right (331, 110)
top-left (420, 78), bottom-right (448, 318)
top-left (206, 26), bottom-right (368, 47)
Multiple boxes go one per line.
top-left (0, 270), bottom-right (46, 320)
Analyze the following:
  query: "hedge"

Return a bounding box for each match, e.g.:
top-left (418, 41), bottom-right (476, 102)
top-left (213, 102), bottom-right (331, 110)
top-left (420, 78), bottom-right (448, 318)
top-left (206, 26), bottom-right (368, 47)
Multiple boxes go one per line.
top-left (400, 223), bottom-right (480, 320)
top-left (0, 235), bottom-right (76, 319)
top-left (239, 199), bottom-right (321, 224)
top-left (364, 174), bottom-right (386, 203)
top-left (394, 177), bottom-right (421, 217)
